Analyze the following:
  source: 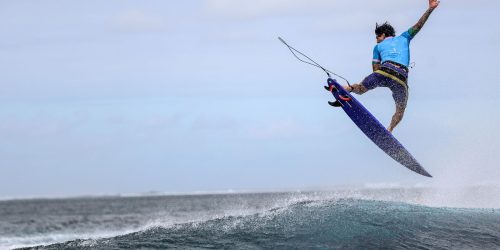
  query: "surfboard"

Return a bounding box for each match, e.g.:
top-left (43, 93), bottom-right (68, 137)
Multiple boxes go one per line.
top-left (327, 78), bottom-right (432, 177)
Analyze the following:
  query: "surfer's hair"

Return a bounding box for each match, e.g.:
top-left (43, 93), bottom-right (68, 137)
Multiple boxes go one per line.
top-left (375, 22), bottom-right (396, 37)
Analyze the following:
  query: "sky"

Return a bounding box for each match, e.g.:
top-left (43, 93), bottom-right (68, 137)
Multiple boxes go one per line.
top-left (0, 0), bottom-right (499, 198)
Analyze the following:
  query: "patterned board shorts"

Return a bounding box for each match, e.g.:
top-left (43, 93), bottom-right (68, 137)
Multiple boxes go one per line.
top-left (361, 62), bottom-right (409, 108)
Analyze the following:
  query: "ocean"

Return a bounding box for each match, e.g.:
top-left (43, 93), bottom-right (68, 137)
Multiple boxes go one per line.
top-left (1, 188), bottom-right (499, 249)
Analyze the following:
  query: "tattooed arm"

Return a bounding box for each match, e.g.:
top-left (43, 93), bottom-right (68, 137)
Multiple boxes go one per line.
top-left (409, 0), bottom-right (440, 37)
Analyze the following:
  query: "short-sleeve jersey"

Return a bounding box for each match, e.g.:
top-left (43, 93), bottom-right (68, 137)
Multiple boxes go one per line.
top-left (372, 29), bottom-right (415, 67)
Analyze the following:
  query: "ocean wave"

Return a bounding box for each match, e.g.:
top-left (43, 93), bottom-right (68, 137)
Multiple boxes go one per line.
top-left (21, 198), bottom-right (500, 250)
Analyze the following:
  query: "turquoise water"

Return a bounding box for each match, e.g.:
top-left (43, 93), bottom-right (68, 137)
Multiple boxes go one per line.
top-left (1, 190), bottom-right (499, 249)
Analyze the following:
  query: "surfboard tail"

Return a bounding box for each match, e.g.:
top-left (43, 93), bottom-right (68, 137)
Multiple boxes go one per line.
top-left (415, 167), bottom-right (432, 178)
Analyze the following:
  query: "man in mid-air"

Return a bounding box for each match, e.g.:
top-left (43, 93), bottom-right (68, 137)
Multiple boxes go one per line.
top-left (329, 0), bottom-right (440, 132)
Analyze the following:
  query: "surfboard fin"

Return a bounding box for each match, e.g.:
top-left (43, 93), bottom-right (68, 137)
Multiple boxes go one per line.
top-left (328, 101), bottom-right (342, 107)
top-left (324, 86), bottom-right (337, 92)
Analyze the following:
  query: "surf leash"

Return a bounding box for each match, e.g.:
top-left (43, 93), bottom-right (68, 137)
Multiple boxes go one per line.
top-left (278, 37), bottom-right (352, 88)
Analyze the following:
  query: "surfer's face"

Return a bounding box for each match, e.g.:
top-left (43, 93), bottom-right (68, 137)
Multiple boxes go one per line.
top-left (376, 33), bottom-right (386, 43)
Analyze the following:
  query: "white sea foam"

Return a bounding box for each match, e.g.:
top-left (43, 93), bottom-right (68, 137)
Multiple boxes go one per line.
top-left (0, 230), bottom-right (135, 250)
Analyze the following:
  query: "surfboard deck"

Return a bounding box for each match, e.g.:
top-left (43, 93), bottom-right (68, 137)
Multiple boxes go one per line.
top-left (327, 78), bottom-right (432, 177)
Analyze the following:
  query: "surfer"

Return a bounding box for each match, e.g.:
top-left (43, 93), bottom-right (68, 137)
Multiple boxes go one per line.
top-left (331, 0), bottom-right (440, 132)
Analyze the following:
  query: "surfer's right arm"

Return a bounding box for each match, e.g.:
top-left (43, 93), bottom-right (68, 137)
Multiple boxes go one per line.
top-left (409, 0), bottom-right (440, 37)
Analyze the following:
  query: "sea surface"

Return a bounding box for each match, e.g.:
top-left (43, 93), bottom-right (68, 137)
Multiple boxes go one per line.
top-left (1, 188), bottom-right (500, 249)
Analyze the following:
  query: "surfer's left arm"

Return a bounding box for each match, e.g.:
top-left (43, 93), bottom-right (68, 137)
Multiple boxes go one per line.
top-left (372, 45), bottom-right (381, 72)
top-left (409, 0), bottom-right (440, 37)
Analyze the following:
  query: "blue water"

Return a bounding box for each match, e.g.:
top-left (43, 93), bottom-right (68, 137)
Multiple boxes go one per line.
top-left (1, 190), bottom-right (499, 249)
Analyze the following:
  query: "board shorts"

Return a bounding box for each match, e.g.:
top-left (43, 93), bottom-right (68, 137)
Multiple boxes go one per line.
top-left (361, 61), bottom-right (409, 108)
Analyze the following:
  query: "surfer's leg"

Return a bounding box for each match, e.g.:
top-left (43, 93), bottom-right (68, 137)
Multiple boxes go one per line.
top-left (388, 104), bottom-right (405, 132)
top-left (351, 72), bottom-right (385, 95)
top-left (388, 82), bottom-right (408, 132)
top-left (347, 72), bottom-right (384, 95)
top-left (343, 84), bottom-right (368, 94)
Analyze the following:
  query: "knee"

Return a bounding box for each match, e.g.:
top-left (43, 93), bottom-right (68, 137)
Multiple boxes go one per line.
top-left (352, 84), bottom-right (368, 94)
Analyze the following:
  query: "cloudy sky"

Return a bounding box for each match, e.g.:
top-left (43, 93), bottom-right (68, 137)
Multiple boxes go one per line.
top-left (1, 0), bottom-right (499, 198)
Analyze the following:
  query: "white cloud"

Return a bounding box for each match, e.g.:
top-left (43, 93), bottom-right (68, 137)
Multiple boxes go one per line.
top-left (111, 9), bottom-right (168, 32)
top-left (247, 118), bottom-right (305, 140)
top-left (202, 0), bottom-right (336, 20)
top-left (191, 114), bottom-right (240, 132)
top-left (201, 0), bottom-right (421, 20)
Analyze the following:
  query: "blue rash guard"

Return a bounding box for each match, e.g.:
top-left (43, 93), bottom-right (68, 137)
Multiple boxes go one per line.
top-left (372, 29), bottom-right (415, 67)
top-left (361, 28), bottom-right (419, 108)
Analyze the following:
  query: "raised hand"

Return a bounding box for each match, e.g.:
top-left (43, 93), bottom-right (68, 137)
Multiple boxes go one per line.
top-left (429, 0), bottom-right (440, 9)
